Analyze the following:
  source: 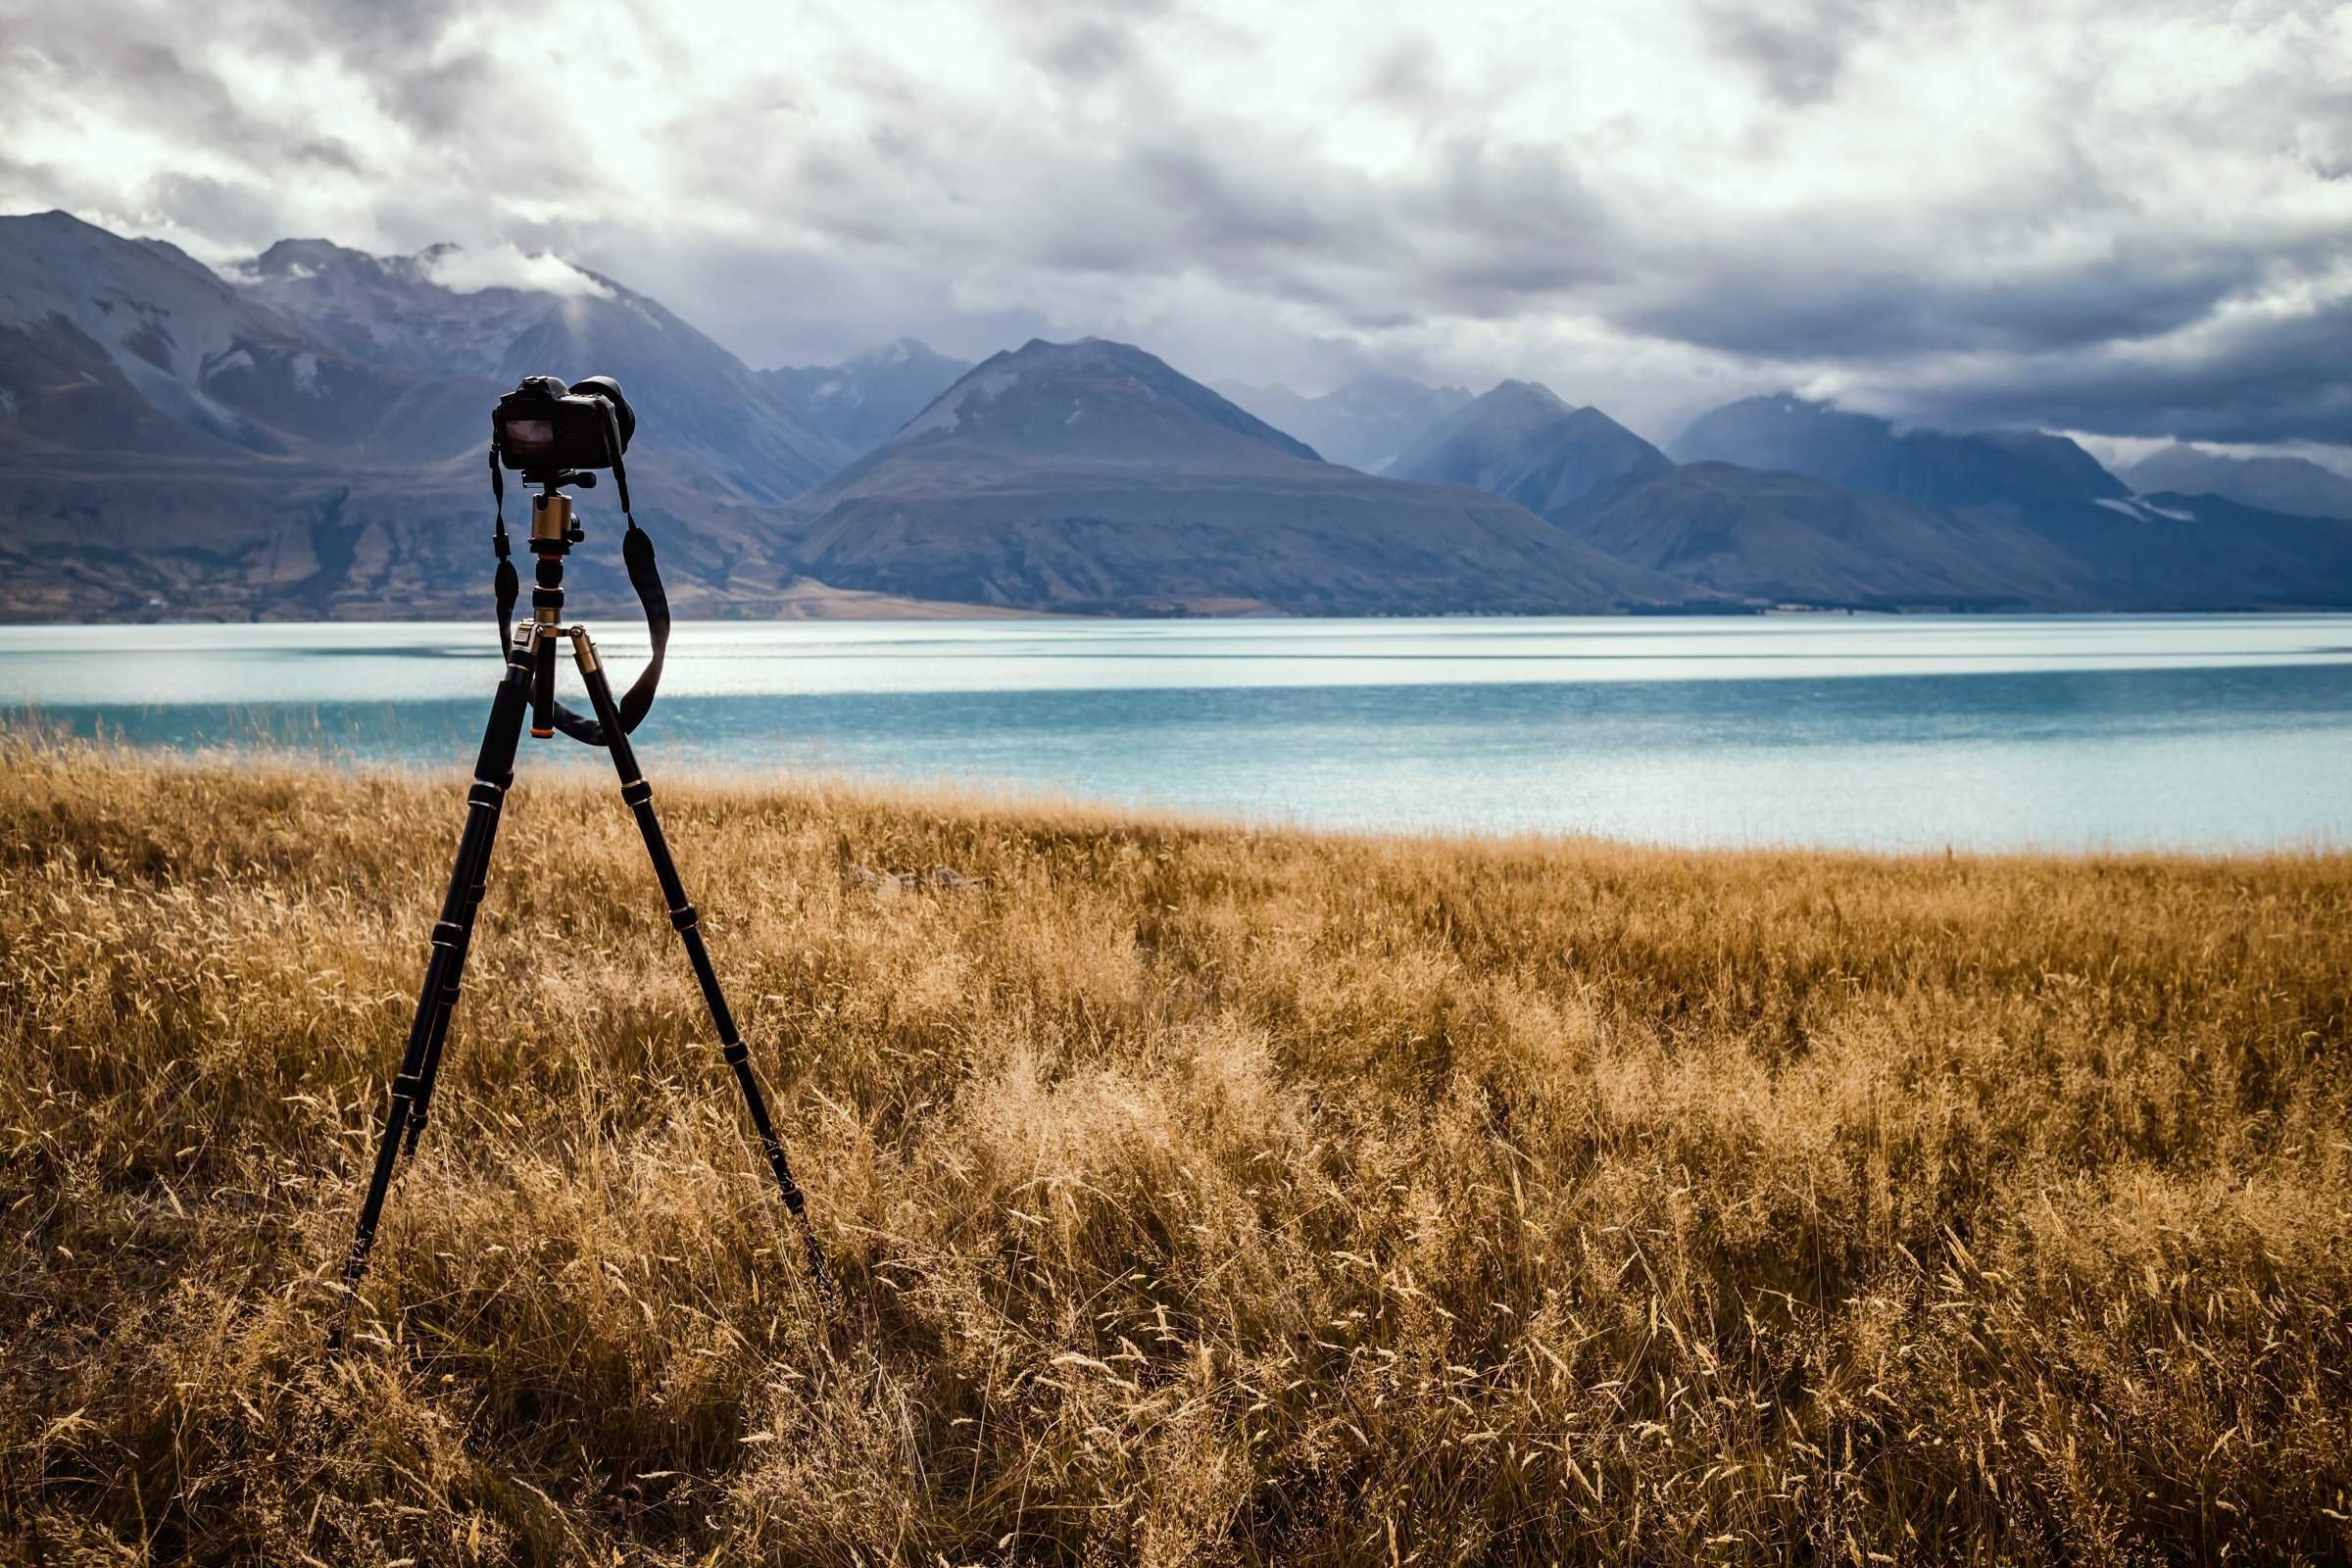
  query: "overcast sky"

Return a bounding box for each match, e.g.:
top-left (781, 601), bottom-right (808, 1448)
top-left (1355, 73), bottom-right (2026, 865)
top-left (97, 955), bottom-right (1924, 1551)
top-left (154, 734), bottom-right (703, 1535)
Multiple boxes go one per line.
top-left (2, 0), bottom-right (2347, 456)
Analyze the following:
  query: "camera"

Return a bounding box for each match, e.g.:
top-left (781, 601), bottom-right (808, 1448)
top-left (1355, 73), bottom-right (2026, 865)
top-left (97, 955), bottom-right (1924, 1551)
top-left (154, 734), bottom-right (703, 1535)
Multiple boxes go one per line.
top-left (493, 374), bottom-right (635, 474)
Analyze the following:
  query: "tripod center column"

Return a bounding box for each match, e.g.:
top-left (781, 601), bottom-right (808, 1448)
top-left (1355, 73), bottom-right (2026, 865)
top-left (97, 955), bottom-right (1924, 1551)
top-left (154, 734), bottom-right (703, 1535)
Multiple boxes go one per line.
top-left (528, 492), bottom-right (573, 738)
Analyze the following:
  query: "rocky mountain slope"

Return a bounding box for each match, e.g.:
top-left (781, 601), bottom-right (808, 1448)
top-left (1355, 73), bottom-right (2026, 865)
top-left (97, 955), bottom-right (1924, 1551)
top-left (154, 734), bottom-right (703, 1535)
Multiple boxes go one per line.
top-left (786, 339), bottom-right (1691, 615)
top-left (1550, 462), bottom-right (2095, 610)
top-left (238, 235), bottom-right (846, 497)
top-left (0, 212), bottom-right (455, 463)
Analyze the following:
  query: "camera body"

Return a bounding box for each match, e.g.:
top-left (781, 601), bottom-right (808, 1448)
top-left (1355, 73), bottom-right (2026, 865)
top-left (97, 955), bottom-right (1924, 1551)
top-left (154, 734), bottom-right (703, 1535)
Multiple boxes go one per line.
top-left (493, 374), bottom-right (636, 474)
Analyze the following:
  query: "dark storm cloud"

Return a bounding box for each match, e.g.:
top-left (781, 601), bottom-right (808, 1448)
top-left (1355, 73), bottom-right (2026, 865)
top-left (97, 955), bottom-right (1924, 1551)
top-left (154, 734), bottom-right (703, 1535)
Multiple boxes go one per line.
top-left (1, 0), bottom-right (2345, 457)
top-left (1875, 299), bottom-right (2352, 445)
top-left (1619, 241), bottom-right (2311, 361)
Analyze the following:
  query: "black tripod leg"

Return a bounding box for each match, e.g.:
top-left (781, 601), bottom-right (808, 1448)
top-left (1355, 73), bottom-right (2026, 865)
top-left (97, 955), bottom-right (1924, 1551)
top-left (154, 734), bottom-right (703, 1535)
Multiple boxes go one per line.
top-left (567, 629), bottom-right (830, 1294)
top-left (334, 658), bottom-right (532, 1339)
top-left (402, 757), bottom-right (505, 1158)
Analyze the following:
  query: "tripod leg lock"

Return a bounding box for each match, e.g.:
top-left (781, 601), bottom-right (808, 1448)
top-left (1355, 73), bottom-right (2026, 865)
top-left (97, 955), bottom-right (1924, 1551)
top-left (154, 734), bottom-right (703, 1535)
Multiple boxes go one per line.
top-left (620, 780), bottom-right (653, 808)
top-left (668, 902), bottom-right (700, 933)
top-left (467, 781), bottom-right (505, 809)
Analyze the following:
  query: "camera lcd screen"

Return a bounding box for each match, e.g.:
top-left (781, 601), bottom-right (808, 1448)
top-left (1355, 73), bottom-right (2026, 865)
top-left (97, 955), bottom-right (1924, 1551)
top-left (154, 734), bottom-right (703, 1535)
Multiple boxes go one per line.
top-left (501, 418), bottom-right (556, 456)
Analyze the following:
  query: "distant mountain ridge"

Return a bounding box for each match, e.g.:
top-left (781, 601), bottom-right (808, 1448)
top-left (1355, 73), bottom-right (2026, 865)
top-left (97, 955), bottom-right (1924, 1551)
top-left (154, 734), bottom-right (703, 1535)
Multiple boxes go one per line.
top-left (1671, 395), bottom-right (2127, 512)
top-left (786, 338), bottom-right (1689, 615)
top-left (2121, 445), bottom-right (2352, 521)
top-left (1215, 372), bottom-right (1472, 471)
top-left (1386, 381), bottom-right (1673, 518)
top-left (1616, 393), bottom-right (2352, 610)
top-left (758, 337), bottom-right (973, 456)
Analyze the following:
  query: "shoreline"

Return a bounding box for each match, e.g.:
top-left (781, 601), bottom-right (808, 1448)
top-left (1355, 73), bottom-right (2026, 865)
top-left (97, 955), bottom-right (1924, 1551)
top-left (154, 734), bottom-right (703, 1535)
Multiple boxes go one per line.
top-left (8, 724), bottom-right (2348, 867)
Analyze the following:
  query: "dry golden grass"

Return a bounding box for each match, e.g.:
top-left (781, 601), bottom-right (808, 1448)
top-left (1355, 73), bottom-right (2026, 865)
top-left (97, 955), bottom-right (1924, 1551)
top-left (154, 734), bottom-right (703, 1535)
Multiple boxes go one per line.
top-left (3, 731), bottom-right (2350, 1565)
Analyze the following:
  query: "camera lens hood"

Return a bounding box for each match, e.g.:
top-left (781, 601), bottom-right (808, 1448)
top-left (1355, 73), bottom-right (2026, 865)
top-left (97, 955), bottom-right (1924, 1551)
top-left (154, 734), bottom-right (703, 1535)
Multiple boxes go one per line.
top-left (568, 376), bottom-right (635, 452)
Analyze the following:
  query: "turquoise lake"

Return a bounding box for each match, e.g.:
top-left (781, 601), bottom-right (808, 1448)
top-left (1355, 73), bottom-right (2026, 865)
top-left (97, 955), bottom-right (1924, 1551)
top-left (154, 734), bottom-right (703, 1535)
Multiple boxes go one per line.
top-left (5, 614), bottom-right (2350, 852)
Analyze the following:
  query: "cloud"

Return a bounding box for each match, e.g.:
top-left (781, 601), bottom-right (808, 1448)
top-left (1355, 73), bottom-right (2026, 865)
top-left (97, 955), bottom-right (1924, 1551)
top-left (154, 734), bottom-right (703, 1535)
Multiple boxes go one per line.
top-left (421, 243), bottom-right (613, 298)
top-left (0, 0), bottom-right (2344, 454)
top-left (1844, 292), bottom-right (2352, 445)
top-left (1701, 0), bottom-right (1884, 106)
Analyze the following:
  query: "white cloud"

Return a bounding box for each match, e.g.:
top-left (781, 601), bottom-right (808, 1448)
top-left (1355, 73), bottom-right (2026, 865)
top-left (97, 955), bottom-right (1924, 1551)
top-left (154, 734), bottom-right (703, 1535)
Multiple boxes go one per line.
top-left (420, 243), bottom-right (612, 299)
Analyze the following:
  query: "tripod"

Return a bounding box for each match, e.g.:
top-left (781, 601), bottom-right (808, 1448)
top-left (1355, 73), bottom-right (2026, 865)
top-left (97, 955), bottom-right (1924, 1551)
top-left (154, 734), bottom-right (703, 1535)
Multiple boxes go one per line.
top-left (334, 478), bottom-right (825, 1342)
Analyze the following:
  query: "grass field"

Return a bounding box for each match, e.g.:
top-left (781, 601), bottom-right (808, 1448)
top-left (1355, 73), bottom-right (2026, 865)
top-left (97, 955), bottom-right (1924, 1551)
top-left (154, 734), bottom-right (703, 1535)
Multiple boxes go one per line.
top-left (3, 733), bottom-right (2350, 1564)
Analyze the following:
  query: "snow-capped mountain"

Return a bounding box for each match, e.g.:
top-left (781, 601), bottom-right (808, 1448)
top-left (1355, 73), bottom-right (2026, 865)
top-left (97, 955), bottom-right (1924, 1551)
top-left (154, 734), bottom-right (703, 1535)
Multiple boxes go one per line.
top-left (236, 236), bottom-right (847, 498)
top-left (0, 210), bottom-right (428, 458)
top-left (0, 212), bottom-right (844, 619)
top-left (234, 238), bottom-right (564, 376)
top-left (759, 337), bottom-right (974, 456)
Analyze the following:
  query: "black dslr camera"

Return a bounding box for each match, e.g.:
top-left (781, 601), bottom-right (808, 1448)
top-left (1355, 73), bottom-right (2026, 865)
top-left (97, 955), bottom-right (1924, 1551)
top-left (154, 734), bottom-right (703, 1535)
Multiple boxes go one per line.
top-left (492, 374), bottom-right (636, 476)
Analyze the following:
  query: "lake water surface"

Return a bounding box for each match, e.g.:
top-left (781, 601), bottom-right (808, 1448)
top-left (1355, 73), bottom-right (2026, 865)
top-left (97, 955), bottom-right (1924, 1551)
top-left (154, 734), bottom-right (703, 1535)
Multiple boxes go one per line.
top-left (5, 615), bottom-right (2350, 852)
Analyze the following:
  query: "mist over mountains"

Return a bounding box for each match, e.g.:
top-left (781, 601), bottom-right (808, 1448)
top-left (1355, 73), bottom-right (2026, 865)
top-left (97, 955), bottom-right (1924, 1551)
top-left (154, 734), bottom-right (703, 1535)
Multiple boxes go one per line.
top-left (1386, 382), bottom-right (1673, 519)
top-left (758, 338), bottom-right (975, 456)
top-left (4, 210), bottom-right (2351, 621)
top-left (1214, 375), bottom-right (1474, 473)
top-left (2117, 446), bottom-right (2352, 523)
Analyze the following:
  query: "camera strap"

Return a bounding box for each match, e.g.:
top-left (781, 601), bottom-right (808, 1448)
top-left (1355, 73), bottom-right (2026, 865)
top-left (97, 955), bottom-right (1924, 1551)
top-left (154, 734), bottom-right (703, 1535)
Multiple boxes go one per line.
top-left (568, 427), bottom-right (671, 741)
top-left (490, 444), bottom-right (519, 660)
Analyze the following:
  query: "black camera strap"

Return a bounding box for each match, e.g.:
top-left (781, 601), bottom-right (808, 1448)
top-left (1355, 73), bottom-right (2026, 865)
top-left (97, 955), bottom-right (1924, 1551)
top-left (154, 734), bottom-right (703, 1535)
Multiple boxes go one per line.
top-left (609, 430), bottom-right (672, 735)
top-left (490, 444), bottom-right (518, 657)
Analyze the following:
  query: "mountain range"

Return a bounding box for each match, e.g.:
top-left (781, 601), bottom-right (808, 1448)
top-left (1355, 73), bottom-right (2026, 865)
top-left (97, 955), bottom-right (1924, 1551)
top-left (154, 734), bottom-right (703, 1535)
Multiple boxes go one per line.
top-left (0, 211), bottom-right (866, 619)
top-left (1663, 395), bottom-right (2352, 609)
top-left (782, 339), bottom-right (1682, 614)
top-left (5, 209), bottom-right (2352, 620)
